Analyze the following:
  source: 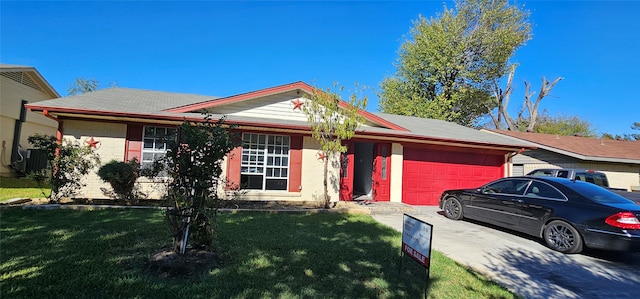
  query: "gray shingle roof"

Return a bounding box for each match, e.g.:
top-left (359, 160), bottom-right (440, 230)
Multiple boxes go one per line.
top-left (28, 87), bottom-right (531, 148)
top-left (30, 87), bottom-right (218, 114)
top-left (369, 113), bottom-right (529, 146)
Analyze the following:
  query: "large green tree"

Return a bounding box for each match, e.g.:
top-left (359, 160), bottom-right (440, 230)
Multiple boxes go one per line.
top-left (379, 0), bottom-right (531, 126)
top-left (302, 83), bottom-right (367, 209)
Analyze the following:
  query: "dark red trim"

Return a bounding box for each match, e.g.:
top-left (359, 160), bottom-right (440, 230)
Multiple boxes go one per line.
top-left (125, 124), bottom-right (144, 161)
top-left (26, 105), bottom-right (533, 151)
top-left (288, 135), bottom-right (303, 192)
top-left (226, 146), bottom-right (242, 190)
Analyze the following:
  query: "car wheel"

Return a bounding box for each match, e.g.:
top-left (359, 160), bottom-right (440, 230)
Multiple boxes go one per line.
top-left (443, 197), bottom-right (463, 220)
top-left (543, 220), bottom-right (583, 254)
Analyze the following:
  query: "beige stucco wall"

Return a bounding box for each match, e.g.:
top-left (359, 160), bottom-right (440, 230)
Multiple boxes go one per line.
top-left (0, 76), bottom-right (57, 176)
top-left (62, 120), bottom-right (127, 199)
top-left (57, 120), bottom-right (400, 204)
top-left (390, 143), bottom-right (403, 203)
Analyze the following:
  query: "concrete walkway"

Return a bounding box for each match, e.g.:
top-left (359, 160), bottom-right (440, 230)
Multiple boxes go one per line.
top-left (362, 201), bottom-right (640, 299)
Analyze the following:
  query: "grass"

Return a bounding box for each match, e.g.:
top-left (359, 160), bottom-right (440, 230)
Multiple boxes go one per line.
top-left (0, 208), bottom-right (518, 298)
top-left (0, 177), bottom-right (50, 201)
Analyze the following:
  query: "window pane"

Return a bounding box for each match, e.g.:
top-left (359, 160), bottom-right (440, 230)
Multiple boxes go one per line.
top-left (144, 127), bottom-right (155, 136)
top-left (240, 133), bottom-right (289, 191)
top-left (485, 179), bottom-right (529, 195)
top-left (265, 179), bottom-right (287, 190)
top-left (241, 175), bottom-right (263, 189)
top-left (142, 153), bottom-right (154, 161)
top-left (526, 181), bottom-right (565, 200)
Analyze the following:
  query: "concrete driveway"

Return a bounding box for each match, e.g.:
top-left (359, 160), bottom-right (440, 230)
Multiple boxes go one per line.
top-left (366, 202), bottom-right (640, 299)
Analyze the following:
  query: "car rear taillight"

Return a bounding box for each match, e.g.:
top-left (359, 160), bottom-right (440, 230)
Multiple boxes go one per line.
top-left (605, 212), bottom-right (640, 230)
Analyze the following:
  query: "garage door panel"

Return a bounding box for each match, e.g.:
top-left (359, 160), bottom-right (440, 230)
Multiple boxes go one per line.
top-left (403, 148), bottom-right (504, 205)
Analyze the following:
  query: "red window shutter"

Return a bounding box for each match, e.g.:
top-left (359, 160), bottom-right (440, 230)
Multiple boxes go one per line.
top-left (125, 124), bottom-right (143, 161)
top-left (288, 135), bottom-right (302, 192)
top-left (226, 146), bottom-right (242, 190)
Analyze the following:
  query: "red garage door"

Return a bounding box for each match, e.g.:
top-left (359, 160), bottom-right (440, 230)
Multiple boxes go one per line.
top-left (403, 147), bottom-right (504, 205)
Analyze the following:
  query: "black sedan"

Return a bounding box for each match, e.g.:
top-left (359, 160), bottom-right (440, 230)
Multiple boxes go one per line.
top-left (438, 176), bottom-right (640, 253)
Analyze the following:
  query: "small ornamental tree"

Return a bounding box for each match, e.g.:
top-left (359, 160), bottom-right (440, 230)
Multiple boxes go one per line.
top-left (302, 83), bottom-right (367, 209)
top-left (98, 158), bottom-right (144, 205)
top-left (27, 134), bottom-right (101, 202)
top-left (147, 115), bottom-right (240, 253)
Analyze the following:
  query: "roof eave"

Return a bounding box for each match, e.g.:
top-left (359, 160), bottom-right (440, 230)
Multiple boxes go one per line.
top-left (1, 66), bottom-right (60, 98)
top-left (27, 106), bottom-right (526, 152)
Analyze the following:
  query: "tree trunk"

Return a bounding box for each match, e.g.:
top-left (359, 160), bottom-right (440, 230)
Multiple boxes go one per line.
top-left (323, 156), bottom-right (330, 209)
top-left (500, 66), bottom-right (518, 131)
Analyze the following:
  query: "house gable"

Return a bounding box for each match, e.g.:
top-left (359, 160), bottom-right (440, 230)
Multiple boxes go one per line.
top-left (165, 81), bottom-right (409, 131)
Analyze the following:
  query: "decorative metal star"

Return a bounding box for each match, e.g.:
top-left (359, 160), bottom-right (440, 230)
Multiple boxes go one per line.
top-left (317, 151), bottom-right (327, 161)
top-left (85, 137), bottom-right (100, 149)
top-left (291, 98), bottom-right (304, 110)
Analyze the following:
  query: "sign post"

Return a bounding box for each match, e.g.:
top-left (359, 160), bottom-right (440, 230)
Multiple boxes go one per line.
top-left (401, 213), bottom-right (433, 298)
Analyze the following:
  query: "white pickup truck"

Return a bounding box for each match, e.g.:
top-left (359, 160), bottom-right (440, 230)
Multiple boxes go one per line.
top-left (526, 168), bottom-right (640, 204)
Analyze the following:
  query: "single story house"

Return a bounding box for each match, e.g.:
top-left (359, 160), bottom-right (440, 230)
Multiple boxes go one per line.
top-left (25, 82), bottom-right (533, 205)
top-left (1, 64), bottom-right (59, 176)
top-left (489, 130), bottom-right (640, 191)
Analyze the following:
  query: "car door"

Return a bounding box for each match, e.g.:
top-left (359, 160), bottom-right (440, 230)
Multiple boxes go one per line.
top-left (518, 180), bottom-right (566, 235)
top-left (467, 178), bottom-right (530, 228)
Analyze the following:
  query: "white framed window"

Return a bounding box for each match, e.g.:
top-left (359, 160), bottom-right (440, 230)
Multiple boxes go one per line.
top-left (141, 126), bottom-right (176, 169)
top-left (241, 133), bottom-right (290, 190)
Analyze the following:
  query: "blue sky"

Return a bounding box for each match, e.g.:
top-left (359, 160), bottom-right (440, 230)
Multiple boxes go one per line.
top-left (2, 1), bottom-right (638, 136)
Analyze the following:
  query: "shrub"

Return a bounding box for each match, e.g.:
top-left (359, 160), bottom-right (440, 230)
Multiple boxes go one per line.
top-left (27, 134), bottom-right (100, 202)
top-left (98, 158), bottom-right (144, 205)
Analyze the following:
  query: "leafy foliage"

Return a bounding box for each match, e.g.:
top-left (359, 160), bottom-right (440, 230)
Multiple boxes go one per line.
top-left (67, 77), bottom-right (99, 95)
top-left (379, 0), bottom-right (531, 127)
top-left (145, 115), bottom-right (240, 252)
top-left (601, 122), bottom-right (640, 140)
top-left (27, 134), bottom-right (100, 202)
top-left (528, 112), bottom-right (596, 137)
top-left (302, 83), bottom-right (367, 208)
top-left (97, 158), bottom-right (144, 205)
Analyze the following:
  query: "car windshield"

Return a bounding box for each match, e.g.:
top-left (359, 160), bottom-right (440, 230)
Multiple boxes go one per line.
top-left (565, 181), bottom-right (631, 204)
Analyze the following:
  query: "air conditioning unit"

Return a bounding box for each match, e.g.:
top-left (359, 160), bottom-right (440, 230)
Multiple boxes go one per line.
top-left (26, 149), bottom-right (48, 173)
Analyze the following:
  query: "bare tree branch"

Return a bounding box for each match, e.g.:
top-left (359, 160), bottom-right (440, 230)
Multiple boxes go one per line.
top-left (499, 65), bottom-right (518, 130)
top-left (526, 76), bottom-right (563, 132)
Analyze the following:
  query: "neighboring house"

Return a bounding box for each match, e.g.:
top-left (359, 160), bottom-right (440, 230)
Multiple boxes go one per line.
top-left (489, 130), bottom-right (640, 191)
top-left (25, 82), bottom-right (532, 205)
top-left (0, 64), bottom-right (60, 177)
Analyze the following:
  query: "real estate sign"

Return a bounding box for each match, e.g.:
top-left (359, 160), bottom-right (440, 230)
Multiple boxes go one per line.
top-left (401, 214), bottom-right (433, 268)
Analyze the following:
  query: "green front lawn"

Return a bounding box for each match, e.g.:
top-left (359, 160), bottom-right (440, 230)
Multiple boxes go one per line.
top-left (0, 208), bottom-right (518, 298)
top-left (0, 177), bottom-right (49, 201)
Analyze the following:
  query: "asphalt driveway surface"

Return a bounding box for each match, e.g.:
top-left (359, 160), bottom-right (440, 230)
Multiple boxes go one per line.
top-left (367, 203), bottom-right (640, 299)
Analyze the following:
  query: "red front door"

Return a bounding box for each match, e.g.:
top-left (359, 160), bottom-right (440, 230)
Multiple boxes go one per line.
top-left (372, 143), bottom-right (391, 201)
top-left (339, 141), bottom-right (354, 201)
